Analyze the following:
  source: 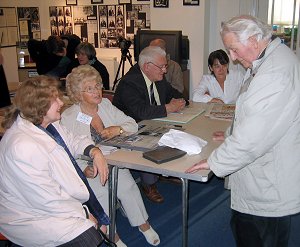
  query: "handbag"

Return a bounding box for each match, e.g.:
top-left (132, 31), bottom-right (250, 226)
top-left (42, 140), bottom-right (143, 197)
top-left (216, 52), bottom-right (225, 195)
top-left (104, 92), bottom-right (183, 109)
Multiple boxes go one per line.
top-left (83, 205), bottom-right (116, 247)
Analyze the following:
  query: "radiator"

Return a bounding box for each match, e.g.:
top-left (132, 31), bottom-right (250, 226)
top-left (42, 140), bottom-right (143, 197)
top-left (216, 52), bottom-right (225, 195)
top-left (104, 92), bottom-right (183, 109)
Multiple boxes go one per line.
top-left (97, 56), bottom-right (118, 90)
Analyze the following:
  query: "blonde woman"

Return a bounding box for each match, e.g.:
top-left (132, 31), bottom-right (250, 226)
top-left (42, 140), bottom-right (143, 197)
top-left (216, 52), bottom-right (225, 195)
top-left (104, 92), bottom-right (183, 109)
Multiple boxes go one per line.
top-left (61, 65), bottom-right (160, 246)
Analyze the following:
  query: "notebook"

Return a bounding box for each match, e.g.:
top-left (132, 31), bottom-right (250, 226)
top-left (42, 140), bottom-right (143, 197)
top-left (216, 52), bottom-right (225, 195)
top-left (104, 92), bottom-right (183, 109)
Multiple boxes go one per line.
top-left (142, 146), bottom-right (187, 164)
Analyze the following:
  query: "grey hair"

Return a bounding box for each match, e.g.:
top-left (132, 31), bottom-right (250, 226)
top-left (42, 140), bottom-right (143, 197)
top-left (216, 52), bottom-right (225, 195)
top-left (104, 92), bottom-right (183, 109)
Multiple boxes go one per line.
top-left (220, 15), bottom-right (273, 44)
top-left (66, 64), bottom-right (102, 103)
top-left (138, 46), bottom-right (166, 67)
top-left (75, 42), bottom-right (96, 59)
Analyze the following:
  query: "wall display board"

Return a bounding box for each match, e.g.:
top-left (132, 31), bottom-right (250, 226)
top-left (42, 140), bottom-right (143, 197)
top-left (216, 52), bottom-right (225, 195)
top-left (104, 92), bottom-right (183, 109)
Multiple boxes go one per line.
top-left (49, 6), bottom-right (73, 36)
top-left (0, 7), bottom-right (18, 47)
top-left (99, 5), bottom-right (125, 48)
top-left (73, 5), bottom-right (99, 47)
top-left (99, 3), bottom-right (150, 49)
top-left (17, 7), bottom-right (40, 42)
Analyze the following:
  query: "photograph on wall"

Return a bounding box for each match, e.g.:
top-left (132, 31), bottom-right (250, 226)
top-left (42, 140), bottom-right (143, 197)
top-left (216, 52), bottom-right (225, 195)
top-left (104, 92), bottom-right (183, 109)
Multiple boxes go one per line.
top-left (17, 7), bottom-right (40, 42)
top-left (126, 4), bottom-right (150, 42)
top-left (0, 7), bottom-right (18, 47)
top-left (73, 5), bottom-right (99, 47)
top-left (183, 0), bottom-right (200, 6)
top-left (49, 6), bottom-right (73, 36)
top-left (153, 0), bottom-right (169, 8)
top-left (99, 5), bottom-right (125, 49)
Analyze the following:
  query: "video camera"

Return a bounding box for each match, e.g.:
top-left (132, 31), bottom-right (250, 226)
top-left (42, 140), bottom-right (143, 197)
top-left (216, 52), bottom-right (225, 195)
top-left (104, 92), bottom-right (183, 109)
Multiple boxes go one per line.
top-left (118, 37), bottom-right (132, 51)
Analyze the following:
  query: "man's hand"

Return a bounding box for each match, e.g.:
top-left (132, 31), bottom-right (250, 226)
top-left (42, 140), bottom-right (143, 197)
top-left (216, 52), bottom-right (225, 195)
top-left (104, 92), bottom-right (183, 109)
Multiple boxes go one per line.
top-left (165, 98), bottom-right (186, 113)
top-left (212, 131), bottom-right (225, 141)
top-left (185, 159), bottom-right (210, 173)
top-left (90, 148), bottom-right (109, 186)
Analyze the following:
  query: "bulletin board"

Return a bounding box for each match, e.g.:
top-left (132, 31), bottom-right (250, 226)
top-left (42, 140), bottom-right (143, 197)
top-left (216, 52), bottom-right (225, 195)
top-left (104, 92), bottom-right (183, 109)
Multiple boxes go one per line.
top-left (0, 7), bottom-right (18, 47)
top-left (49, 6), bottom-right (73, 36)
top-left (17, 7), bottom-right (41, 42)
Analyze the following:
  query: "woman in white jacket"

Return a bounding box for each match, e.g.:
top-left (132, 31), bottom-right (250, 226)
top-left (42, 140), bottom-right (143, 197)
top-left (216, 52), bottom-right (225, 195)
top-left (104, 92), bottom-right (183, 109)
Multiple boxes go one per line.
top-left (0, 76), bottom-right (109, 246)
top-left (192, 49), bottom-right (244, 104)
top-left (61, 65), bottom-right (160, 247)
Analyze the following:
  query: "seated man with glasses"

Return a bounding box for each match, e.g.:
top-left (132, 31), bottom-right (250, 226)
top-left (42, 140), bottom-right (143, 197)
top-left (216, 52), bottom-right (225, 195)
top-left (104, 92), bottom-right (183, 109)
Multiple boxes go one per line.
top-left (112, 45), bottom-right (188, 204)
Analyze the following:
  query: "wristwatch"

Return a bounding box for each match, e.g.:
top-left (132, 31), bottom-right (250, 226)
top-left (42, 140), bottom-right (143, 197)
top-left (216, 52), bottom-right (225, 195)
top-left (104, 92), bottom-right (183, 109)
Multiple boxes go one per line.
top-left (119, 127), bottom-right (124, 135)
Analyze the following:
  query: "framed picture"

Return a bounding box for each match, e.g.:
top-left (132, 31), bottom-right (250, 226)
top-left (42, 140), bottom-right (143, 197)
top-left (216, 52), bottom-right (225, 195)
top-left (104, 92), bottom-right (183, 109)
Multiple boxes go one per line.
top-left (118, 0), bottom-right (131, 4)
top-left (154, 0), bottom-right (169, 8)
top-left (183, 0), bottom-right (200, 6)
top-left (91, 0), bottom-right (103, 3)
top-left (66, 0), bottom-right (77, 6)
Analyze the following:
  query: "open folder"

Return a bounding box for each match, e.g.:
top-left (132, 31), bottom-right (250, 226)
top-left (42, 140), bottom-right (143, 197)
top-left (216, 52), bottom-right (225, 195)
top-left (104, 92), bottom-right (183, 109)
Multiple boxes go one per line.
top-left (143, 146), bottom-right (187, 164)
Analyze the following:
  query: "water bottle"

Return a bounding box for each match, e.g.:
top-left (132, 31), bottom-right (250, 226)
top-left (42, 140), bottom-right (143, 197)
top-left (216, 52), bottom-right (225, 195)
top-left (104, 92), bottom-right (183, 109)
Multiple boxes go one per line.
top-left (19, 50), bottom-right (25, 67)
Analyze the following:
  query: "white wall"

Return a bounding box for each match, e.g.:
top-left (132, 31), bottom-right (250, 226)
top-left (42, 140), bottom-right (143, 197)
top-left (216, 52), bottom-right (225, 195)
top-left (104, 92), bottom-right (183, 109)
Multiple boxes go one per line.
top-left (1, 0), bottom-right (269, 93)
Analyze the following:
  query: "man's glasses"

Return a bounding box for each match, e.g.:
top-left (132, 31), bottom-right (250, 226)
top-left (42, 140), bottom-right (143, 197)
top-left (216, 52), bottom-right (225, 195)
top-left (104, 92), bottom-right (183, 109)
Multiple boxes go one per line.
top-left (81, 83), bottom-right (103, 94)
top-left (147, 62), bottom-right (168, 72)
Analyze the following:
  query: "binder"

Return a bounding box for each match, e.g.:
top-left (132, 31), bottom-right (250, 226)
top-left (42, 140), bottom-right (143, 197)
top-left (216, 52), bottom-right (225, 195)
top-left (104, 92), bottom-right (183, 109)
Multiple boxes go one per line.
top-left (143, 146), bottom-right (186, 164)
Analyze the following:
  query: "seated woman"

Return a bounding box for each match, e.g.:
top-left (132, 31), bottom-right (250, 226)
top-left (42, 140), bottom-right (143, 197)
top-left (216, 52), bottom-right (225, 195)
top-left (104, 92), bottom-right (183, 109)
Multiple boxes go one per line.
top-left (0, 76), bottom-right (109, 246)
top-left (61, 65), bottom-right (160, 247)
top-left (192, 49), bottom-right (244, 104)
top-left (67, 42), bottom-right (110, 90)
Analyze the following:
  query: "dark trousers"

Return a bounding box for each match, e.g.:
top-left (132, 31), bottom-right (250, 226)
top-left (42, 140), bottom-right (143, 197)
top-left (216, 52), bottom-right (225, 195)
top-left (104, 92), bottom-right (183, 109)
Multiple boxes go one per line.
top-left (140, 172), bottom-right (159, 185)
top-left (230, 210), bottom-right (291, 247)
top-left (11, 227), bottom-right (103, 247)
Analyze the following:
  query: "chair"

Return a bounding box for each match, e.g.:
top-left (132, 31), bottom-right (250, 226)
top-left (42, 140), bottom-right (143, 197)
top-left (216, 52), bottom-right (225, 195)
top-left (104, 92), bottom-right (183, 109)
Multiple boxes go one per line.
top-left (0, 233), bottom-right (11, 247)
top-left (102, 90), bottom-right (115, 102)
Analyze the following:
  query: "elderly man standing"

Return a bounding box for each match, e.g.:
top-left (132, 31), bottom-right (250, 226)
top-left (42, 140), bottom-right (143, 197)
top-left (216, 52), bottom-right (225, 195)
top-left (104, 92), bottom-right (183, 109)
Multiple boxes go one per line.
top-left (186, 15), bottom-right (300, 247)
top-left (113, 46), bottom-right (187, 203)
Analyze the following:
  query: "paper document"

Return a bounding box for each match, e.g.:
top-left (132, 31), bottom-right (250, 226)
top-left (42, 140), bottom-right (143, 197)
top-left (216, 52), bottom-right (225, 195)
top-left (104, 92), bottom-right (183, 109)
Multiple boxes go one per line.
top-left (153, 106), bottom-right (205, 124)
top-left (205, 103), bottom-right (235, 121)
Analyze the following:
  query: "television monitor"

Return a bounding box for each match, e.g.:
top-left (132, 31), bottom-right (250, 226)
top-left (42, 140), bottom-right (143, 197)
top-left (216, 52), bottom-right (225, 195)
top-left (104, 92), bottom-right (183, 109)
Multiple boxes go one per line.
top-left (134, 30), bottom-right (186, 66)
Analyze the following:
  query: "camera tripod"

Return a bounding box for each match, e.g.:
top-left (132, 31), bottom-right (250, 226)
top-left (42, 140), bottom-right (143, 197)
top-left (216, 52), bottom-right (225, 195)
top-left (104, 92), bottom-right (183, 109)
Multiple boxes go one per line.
top-left (112, 48), bottom-right (133, 90)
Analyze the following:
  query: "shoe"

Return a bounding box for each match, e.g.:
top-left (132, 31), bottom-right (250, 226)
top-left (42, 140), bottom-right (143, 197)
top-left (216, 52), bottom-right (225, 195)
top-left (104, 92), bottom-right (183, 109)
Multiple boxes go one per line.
top-left (159, 176), bottom-right (182, 184)
top-left (139, 226), bottom-right (160, 246)
top-left (141, 184), bottom-right (164, 203)
top-left (115, 238), bottom-right (127, 247)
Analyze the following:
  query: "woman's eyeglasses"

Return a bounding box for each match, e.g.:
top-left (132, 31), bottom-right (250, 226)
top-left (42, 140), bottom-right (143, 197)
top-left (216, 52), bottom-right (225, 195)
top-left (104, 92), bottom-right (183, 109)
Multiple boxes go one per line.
top-left (81, 83), bottom-right (103, 94)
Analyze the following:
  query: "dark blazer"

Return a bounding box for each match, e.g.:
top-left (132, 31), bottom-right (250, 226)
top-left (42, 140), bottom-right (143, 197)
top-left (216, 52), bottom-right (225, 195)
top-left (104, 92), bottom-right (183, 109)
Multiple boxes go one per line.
top-left (67, 58), bottom-right (110, 90)
top-left (113, 64), bottom-right (186, 122)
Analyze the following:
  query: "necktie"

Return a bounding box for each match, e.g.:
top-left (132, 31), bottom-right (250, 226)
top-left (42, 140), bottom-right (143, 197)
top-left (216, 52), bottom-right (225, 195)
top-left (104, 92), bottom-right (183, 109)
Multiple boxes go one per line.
top-left (150, 82), bottom-right (157, 105)
top-left (39, 124), bottom-right (110, 226)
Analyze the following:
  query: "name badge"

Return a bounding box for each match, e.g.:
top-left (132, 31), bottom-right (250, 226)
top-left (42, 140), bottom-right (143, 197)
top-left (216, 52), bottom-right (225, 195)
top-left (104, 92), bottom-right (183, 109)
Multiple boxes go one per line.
top-left (76, 112), bottom-right (92, 125)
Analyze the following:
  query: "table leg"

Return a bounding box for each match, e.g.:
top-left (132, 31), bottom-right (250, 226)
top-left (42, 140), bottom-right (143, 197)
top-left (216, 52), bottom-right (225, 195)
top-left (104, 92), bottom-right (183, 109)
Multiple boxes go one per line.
top-left (108, 165), bottom-right (119, 242)
top-left (181, 178), bottom-right (189, 247)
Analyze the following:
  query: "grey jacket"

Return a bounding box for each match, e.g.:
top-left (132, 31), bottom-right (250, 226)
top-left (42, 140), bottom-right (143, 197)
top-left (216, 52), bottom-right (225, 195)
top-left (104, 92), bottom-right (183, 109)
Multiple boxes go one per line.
top-left (208, 37), bottom-right (300, 217)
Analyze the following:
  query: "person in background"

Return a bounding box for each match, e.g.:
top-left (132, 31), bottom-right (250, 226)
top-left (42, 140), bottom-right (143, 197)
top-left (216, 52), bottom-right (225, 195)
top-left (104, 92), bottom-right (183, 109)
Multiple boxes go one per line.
top-left (0, 50), bottom-right (11, 108)
top-left (67, 42), bottom-right (110, 90)
top-left (186, 15), bottom-right (300, 247)
top-left (61, 65), bottom-right (160, 246)
top-left (28, 35), bottom-right (71, 79)
top-left (113, 46), bottom-right (187, 203)
top-left (149, 38), bottom-right (184, 93)
top-left (0, 76), bottom-right (109, 246)
top-left (61, 34), bottom-right (81, 61)
top-left (192, 49), bottom-right (244, 104)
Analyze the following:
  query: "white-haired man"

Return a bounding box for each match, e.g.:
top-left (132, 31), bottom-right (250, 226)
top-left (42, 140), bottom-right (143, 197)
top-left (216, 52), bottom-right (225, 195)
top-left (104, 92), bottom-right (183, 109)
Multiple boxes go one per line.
top-left (186, 15), bottom-right (300, 247)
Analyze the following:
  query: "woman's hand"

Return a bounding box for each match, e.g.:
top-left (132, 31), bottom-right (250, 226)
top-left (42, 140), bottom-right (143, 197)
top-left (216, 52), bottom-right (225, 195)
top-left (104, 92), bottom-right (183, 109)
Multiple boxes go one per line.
top-left (84, 166), bottom-right (95, 178)
top-left (100, 126), bottom-right (122, 139)
top-left (185, 159), bottom-right (210, 173)
top-left (210, 98), bottom-right (224, 103)
top-left (90, 148), bottom-right (109, 185)
top-left (212, 131), bottom-right (225, 141)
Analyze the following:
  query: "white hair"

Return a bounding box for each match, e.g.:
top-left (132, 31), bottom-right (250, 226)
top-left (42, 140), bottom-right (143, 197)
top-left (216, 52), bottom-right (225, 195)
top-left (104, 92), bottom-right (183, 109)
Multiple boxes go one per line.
top-left (220, 15), bottom-right (273, 44)
top-left (138, 46), bottom-right (166, 67)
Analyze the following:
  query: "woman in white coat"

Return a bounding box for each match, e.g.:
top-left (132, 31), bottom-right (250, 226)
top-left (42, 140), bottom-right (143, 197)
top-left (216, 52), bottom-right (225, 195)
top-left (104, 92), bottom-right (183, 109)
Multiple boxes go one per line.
top-left (0, 76), bottom-right (109, 246)
top-left (61, 65), bottom-right (160, 247)
top-left (192, 49), bottom-right (244, 104)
